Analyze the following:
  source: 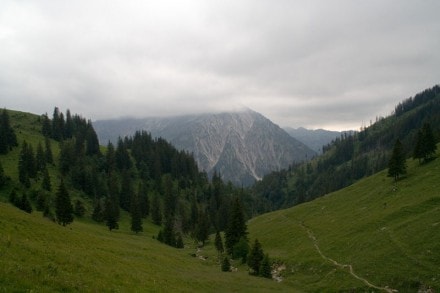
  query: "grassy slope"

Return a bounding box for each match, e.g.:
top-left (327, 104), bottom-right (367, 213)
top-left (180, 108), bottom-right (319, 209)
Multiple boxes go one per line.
top-left (249, 154), bottom-right (440, 292)
top-left (0, 206), bottom-right (296, 292)
top-left (0, 109), bottom-right (295, 292)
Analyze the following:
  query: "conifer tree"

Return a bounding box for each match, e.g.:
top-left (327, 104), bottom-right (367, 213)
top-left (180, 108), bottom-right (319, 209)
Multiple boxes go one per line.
top-left (259, 254), bottom-right (272, 279)
top-left (41, 113), bottom-right (52, 138)
top-left (138, 182), bottom-right (150, 218)
top-left (36, 142), bottom-right (46, 172)
top-left (247, 239), bottom-right (264, 275)
top-left (388, 139), bottom-right (406, 181)
top-left (151, 192), bottom-right (162, 225)
top-left (221, 256), bottom-right (231, 272)
top-left (214, 231), bottom-right (224, 256)
top-left (119, 170), bottom-right (133, 211)
top-left (55, 179), bottom-right (74, 226)
top-left (44, 137), bottom-right (53, 165)
top-left (85, 121), bottom-right (100, 156)
top-left (41, 167), bottom-right (51, 191)
top-left (176, 233), bottom-right (184, 248)
top-left (225, 197), bottom-right (248, 255)
top-left (0, 161), bottom-right (6, 187)
top-left (195, 209), bottom-right (210, 246)
top-left (18, 141), bottom-right (31, 188)
top-left (130, 192), bottom-right (143, 234)
top-left (414, 123), bottom-right (437, 163)
top-left (92, 199), bottom-right (104, 222)
top-left (105, 141), bottom-right (116, 174)
top-left (104, 196), bottom-right (119, 231)
top-left (64, 109), bottom-right (73, 139)
top-left (20, 192), bottom-right (33, 213)
top-left (0, 109), bottom-right (17, 154)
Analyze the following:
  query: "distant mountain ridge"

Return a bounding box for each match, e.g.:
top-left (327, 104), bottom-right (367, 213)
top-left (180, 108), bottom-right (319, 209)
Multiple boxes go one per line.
top-left (93, 109), bottom-right (316, 185)
top-left (284, 127), bottom-right (354, 154)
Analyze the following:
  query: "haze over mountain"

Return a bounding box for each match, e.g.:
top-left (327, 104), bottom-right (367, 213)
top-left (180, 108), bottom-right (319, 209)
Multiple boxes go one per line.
top-left (94, 108), bottom-right (315, 186)
top-left (284, 127), bottom-right (354, 154)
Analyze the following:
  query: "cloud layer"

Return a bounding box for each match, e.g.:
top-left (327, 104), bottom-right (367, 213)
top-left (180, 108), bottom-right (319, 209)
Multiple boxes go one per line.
top-left (1, 0), bottom-right (439, 130)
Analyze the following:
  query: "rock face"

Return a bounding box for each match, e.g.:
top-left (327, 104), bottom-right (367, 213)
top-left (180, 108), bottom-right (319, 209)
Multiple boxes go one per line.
top-left (93, 109), bottom-right (315, 186)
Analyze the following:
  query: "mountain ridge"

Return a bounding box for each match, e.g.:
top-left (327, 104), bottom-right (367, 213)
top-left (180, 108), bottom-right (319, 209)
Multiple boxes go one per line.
top-left (93, 109), bottom-right (316, 185)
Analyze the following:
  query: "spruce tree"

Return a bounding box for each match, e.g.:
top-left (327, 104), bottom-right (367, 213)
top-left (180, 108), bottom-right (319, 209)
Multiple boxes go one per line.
top-left (20, 192), bottom-right (33, 213)
top-left (41, 113), bottom-right (52, 138)
top-left (138, 182), bottom-right (150, 218)
top-left (44, 137), bottom-right (54, 165)
top-left (247, 239), bottom-right (264, 275)
top-left (388, 139), bottom-right (406, 181)
top-left (55, 179), bottom-right (74, 226)
top-left (36, 142), bottom-right (46, 172)
top-left (259, 254), bottom-right (272, 279)
top-left (0, 161), bottom-right (6, 187)
top-left (195, 209), bottom-right (210, 246)
top-left (18, 142), bottom-right (31, 188)
top-left (0, 109), bottom-right (17, 154)
top-left (130, 192), bottom-right (143, 234)
top-left (104, 196), bottom-right (119, 231)
top-left (151, 192), bottom-right (162, 225)
top-left (225, 197), bottom-right (248, 255)
top-left (421, 123), bottom-right (437, 162)
top-left (214, 231), bottom-right (224, 256)
top-left (176, 233), bottom-right (184, 248)
top-left (221, 256), bottom-right (231, 272)
top-left (41, 167), bottom-right (52, 191)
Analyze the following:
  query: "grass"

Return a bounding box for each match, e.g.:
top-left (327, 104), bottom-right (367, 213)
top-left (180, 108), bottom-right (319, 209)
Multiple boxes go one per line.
top-left (0, 205), bottom-right (297, 292)
top-left (248, 154), bottom-right (440, 292)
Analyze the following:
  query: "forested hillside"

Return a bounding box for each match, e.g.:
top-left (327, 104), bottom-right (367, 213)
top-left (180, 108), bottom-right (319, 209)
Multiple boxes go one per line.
top-left (254, 85), bottom-right (440, 210)
top-left (0, 108), bottom-right (267, 249)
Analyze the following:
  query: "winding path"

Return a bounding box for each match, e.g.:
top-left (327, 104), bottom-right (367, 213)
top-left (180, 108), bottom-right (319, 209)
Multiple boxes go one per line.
top-left (298, 221), bottom-right (398, 293)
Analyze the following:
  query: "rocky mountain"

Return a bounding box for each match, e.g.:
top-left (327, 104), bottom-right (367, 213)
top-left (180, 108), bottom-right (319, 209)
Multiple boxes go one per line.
top-left (284, 127), bottom-right (353, 154)
top-left (93, 109), bottom-right (316, 186)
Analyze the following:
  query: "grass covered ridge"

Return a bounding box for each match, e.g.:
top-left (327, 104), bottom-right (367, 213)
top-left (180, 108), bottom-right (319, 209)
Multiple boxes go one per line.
top-left (249, 154), bottom-right (440, 292)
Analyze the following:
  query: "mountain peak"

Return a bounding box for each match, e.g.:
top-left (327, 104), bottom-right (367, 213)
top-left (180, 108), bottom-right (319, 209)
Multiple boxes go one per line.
top-left (94, 110), bottom-right (316, 186)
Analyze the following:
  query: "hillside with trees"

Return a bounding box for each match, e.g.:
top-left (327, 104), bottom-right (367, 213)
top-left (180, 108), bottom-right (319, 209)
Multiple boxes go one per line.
top-left (253, 85), bottom-right (440, 210)
top-left (0, 107), bottom-right (267, 250)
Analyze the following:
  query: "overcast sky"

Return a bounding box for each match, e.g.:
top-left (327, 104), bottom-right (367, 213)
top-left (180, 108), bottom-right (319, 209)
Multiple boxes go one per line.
top-left (1, 0), bottom-right (439, 130)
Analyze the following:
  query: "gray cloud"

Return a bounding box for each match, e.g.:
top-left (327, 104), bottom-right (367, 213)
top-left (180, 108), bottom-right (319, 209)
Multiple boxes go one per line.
top-left (0, 0), bottom-right (439, 130)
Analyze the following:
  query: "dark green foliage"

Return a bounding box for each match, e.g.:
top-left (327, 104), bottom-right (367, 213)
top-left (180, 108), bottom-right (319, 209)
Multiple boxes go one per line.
top-left (0, 161), bottom-right (6, 187)
top-left (92, 199), bottom-right (104, 222)
top-left (138, 182), bottom-right (150, 218)
top-left (259, 254), bottom-right (272, 279)
top-left (44, 137), bottom-right (53, 165)
top-left (36, 190), bottom-right (49, 212)
top-left (20, 193), bottom-right (33, 213)
top-left (85, 121), bottom-right (101, 156)
top-left (221, 256), bottom-right (231, 272)
top-left (74, 200), bottom-right (86, 217)
top-left (41, 167), bottom-right (51, 191)
top-left (55, 179), bottom-right (74, 226)
top-left (119, 170), bottom-right (133, 211)
top-left (0, 109), bottom-right (18, 154)
top-left (130, 193), bottom-right (143, 234)
top-left (247, 239), bottom-right (264, 275)
top-left (104, 196), bottom-right (119, 231)
top-left (162, 218), bottom-right (176, 247)
top-left (157, 230), bottom-right (164, 243)
top-left (176, 234), bottom-right (184, 248)
top-left (35, 142), bottom-right (46, 172)
top-left (115, 137), bottom-right (132, 171)
top-left (105, 142), bottom-right (116, 174)
top-left (232, 237), bottom-right (249, 263)
top-left (214, 231), bottom-right (224, 255)
top-left (41, 113), bottom-right (52, 138)
top-left (388, 139), bottom-right (406, 181)
top-left (195, 209), bottom-right (210, 246)
top-left (413, 123), bottom-right (437, 164)
top-left (225, 198), bottom-right (248, 255)
top-left (51, 107), bottom-right (65, 141)
top-left (254, 85), bottom-right (440, 210)
top-left (9, 189), bottom-right (19, 206)
top-left (151, 192), bottom-right (162, 225)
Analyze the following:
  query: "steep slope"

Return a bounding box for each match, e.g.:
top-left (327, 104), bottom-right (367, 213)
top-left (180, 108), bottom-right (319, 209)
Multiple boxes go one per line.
top-left (283, 127), bottom-right (350, 154)
top-left (248, 154), bottom-right (440, 292)
top-left (94, 109), bottom-right (315, 186)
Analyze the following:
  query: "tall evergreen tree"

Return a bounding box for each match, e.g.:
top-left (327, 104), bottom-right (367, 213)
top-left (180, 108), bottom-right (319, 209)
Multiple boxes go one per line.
top-left (225, 197), bottom-right (248, 254)
top-left (151, 192), bottom-right (162, 225)
top-left (41, 113), bottom-right (52, 138)
top-left (64, 109), bottom-right (73, 139)
top-left (130, 192), bottom-right (143, 234)
top-left (414, 123), bottom-right (437, 163)
top-left (41, 167), bottom-right (51, 191)
top-left (104, 196), bottom-right (119, 231)
top-left (55, 179), bottom-right (74, 226)
top-left (247, 239), bottom-right (264, 275)
top-left (0, 109), bottom-right (18, 154)
top-left (214, 231), bottom-right (224, 256)
top-left (138, 182), bottom-right (150, 218)
top-left (221, 256), bottom-right (231, 272)
top-left (259, 254), bottom-right (272, 279)
top-left (85, 121), bottom-right (101, 156)
top-left (119, 170), bottom-right (133, 211)
top-left (195, 209), bottom-right (210, 246)
top-left (388, 139), bottom-right (406, 181)
top-left (51, 107), bottom-right (64, 141)
top-left (18, 141), bottom-right (31, 187)
top-left (36, 142), bottom-right (46, 172)
top-left (105, 141), bottom-right (116, 174)
top-left (44, 137), bottom-right (54, 165)
top-left (0, 161), bottom-right (6, 187)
